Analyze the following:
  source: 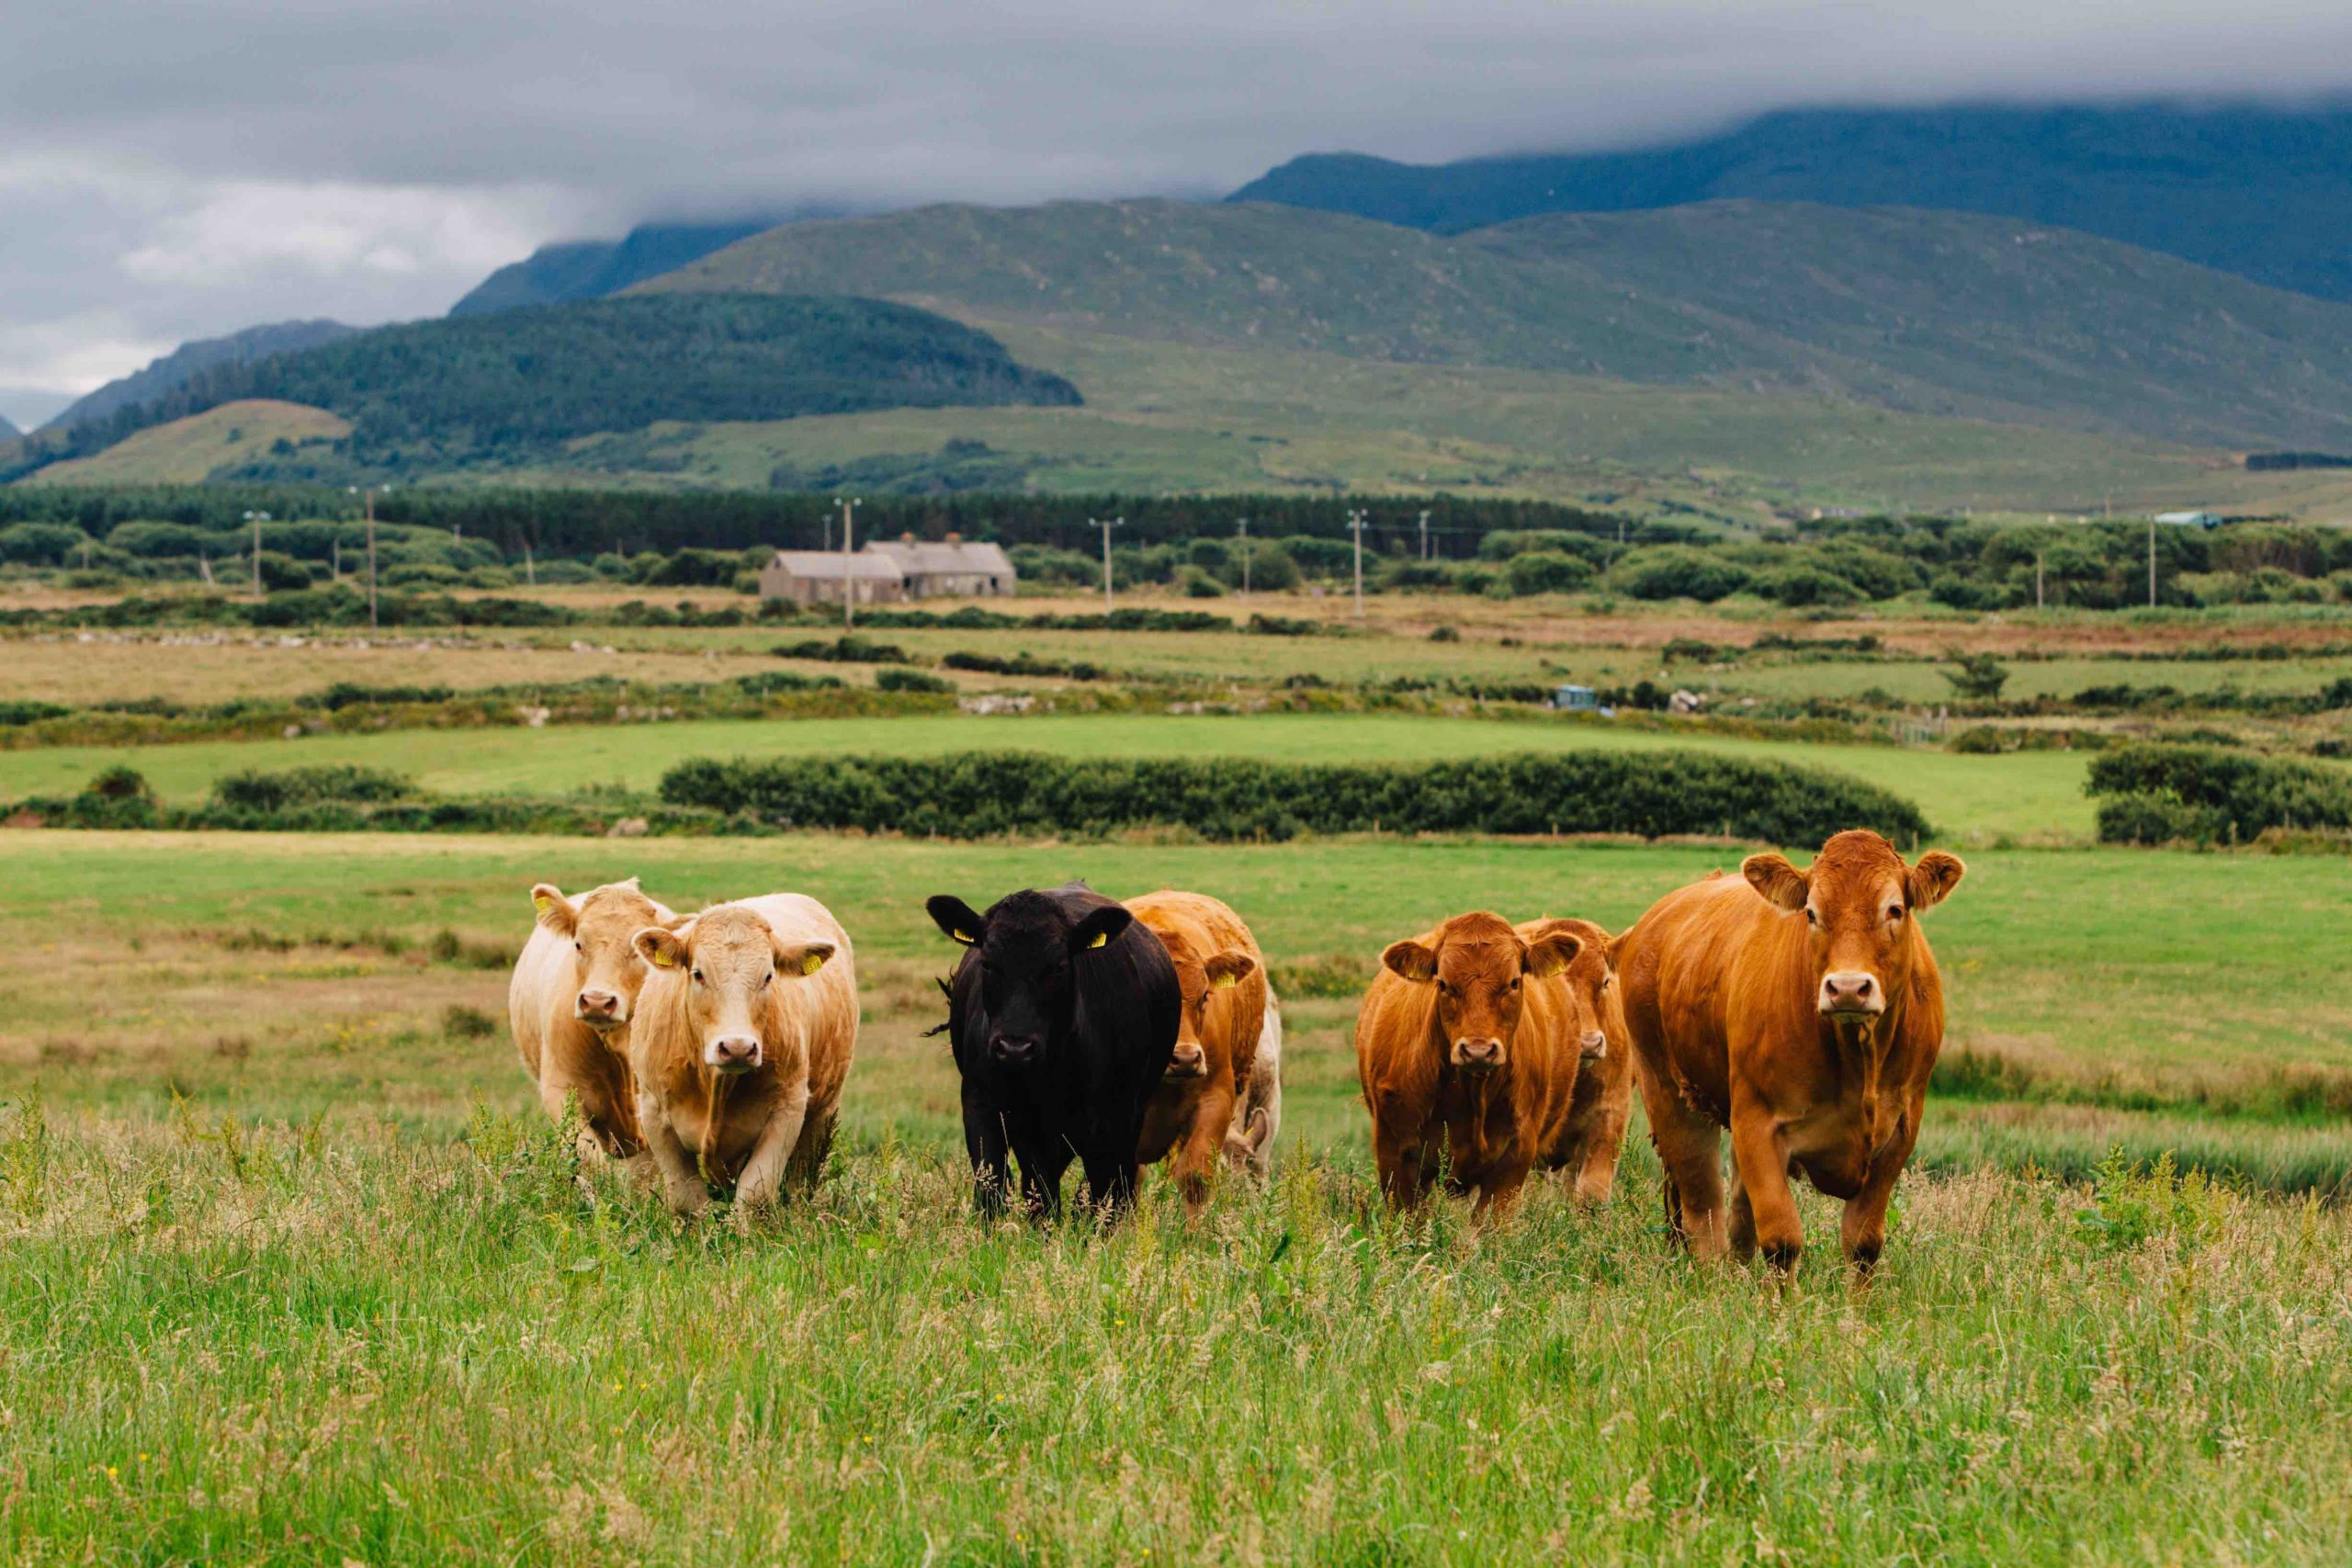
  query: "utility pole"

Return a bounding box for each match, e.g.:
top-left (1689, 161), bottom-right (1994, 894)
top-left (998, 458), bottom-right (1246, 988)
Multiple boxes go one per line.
top-left (1094, 516), bottom-right (1124, 611)
top-left (242, 510), bottom-right (269, 596)
top-left (836, 496), bottom-right (861, 628)
top-left (1418, 509), bottom-right (1430, 561)
top-left (1346, 508), bottom-right (1367, 617)
top-left (1237, 517), bottom-right (1250, 600)
top-left (2035, 553), bottom-right (2044, 610)
top-left (2148, 518), bottom-right (2158, 609)
top-left (348, 486), bottom-right (383, 632)
top-left (525, 543), bottom-right (536, 587)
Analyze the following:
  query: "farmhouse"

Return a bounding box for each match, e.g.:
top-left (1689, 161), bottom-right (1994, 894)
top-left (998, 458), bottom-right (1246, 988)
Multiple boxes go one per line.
top-left (755, 551), bottom-right (909, 606)
top-left (756, 535), bottom-right (1019, 604)
top-left (861, 535), bottom-right (1018, 598)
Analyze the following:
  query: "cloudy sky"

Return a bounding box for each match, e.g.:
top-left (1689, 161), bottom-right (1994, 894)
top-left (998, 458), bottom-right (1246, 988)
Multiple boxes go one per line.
top-left (6, 0), bottom-right (2352, 429)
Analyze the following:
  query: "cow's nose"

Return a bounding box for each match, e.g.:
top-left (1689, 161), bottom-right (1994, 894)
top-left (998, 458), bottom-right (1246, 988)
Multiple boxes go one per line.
top-left (989, 1032), bottom-right (1043, 1066)
top-left (578, 989), bottom-right (621, 1021)
top-left (1578, 1030), bottom-right (1608, 1060)
top-left (707, 1035), bottom-right (762, 1072)
top-left (1456, 1037), bottom-right (1503, 1067)
top-left (1820, 972), bottom-right (1882, 1014)
top-left (1169, 1042), bottom-right (1206, 1075)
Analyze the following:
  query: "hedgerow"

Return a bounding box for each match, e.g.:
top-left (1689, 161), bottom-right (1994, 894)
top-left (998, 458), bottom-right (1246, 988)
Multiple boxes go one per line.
top-left (655, 750), bottom-right (1929, 844)
top-left (2087, 743), bottom-right (2352, 843)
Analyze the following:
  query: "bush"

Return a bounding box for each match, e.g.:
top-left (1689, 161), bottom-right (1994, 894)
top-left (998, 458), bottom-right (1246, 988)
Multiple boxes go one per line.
top-left (2087, 743), bottom-right (2352, 842)
top-left (1611, 546), bottom-right (1750, 603)
top-left (0, 523), bottom-right (94, 565)
top-left (213, 765), bottom-right (416, 812)
top-left (940, 650), bottom-right (1104, 681)
top-left (873, 667), bottom-right (955, 694)
top-left (1756, 564), bottom-right (1863, 607)
top-left (1504, 551), bottom-right (1596, 597)
top-left (658, 749), bottom-right (1930, 844)
top-left (1179, 567), bottom-right (1227, 598)
top-left (1942, 653), bottom-right (2011, 701)
top-left (772, 636), bottom-right (911, 664)
top-left (1428, 626), bottom-right (1461, 643)
top-left (1232, 542), bottom-right (1302, 592)
top-left (254, 552), bottom-right (313, 592)
top-left (382, 563), bottom-right (463, 588)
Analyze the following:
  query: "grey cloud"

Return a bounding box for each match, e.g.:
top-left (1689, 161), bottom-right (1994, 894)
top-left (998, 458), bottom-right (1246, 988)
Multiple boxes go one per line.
top-left (6, 0), bottom-right (2352, 424)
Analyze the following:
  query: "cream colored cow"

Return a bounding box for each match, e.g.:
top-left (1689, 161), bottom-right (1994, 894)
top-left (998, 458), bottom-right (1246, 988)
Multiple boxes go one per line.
top-left (508, 877), bottom-right (680, 1173)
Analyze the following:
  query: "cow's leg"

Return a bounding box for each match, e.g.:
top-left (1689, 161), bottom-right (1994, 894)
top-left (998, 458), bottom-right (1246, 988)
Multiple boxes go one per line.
top-left (1640, 1073), bottom-right (1726, 1258)
top-left (1169, 1083), bottom-right (1235, 1216)
top-left (1839, 1103), bottom-right (1923, 1277)
top-left (1728, 1099), bottom-right (1801, 1274)
top-left (786, 1101), bottom-right (838, 1196)
top-left (1572, 1070), bottom-right (1634, 1205)
top-left (1014, 1141), bottom-right (1071, 1223)
top-left (962, 1099), bottom-right (1014, 1219)
top-left (1471, 1153), bottom-right (1534, 1226)
top-left (732, 1089), bottom-right (810, 1212)
top-left (1371, 1112), bottom-right (1429, 1210)
top-left (1080, 1145), bottom-right (1142, 1224)
top-left (637, 1094), bottom-right (711, 1217)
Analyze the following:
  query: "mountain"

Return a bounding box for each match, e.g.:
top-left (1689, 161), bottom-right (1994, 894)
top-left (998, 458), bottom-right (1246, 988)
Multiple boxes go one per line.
top-left (1230, 103), bottom-right (2352, 305)
top-left (14, 295), bottom-right (1078, 479)
top-left (0, 415), bottom-right (17, 441)
top-left (44, 320), bottom-right (361, 432)
top-left (636, 197), bottom-right (2352, 451)
top-left (22, 400), bottom-right (351, 487)
top-left (447, 212), bottom-right (848, 316)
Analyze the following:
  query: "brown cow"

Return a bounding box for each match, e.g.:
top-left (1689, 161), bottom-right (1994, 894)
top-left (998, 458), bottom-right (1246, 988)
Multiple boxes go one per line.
top-left (1354, 912), bottom-right (1586, 1220)
top-left (628, 893), bottom-right (860, 1214)
top-left (1532, 919), bottom-right (1634, 1204)
top-left (507, 877), bottom-right (679, 1172)
top-left (1615, 830), bottom-right (1965, 1273)
top-left (1125, 890), bottom-right (1270, 1213)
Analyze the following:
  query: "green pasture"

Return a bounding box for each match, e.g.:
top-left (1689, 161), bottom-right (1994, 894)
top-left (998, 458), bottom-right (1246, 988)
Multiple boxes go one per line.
top-left (6, 828), bottom-right (2352, 1563)
top-left (0, 710), bottom-right (2094, 842)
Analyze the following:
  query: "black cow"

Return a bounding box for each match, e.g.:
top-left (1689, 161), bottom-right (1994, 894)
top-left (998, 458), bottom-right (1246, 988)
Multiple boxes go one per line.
top-left (926, 883), bottom-right (1180, 1222)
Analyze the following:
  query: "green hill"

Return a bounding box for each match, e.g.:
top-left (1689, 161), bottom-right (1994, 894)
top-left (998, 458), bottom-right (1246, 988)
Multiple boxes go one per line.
top-left (43, 320), bottom-right (359, 434)
top-left (1231, 103), bottom-right (2352, 306)
top-left (639, 197), bottom-right (2352, 452)
top-left (14, 295), bottom-right (1078, 478)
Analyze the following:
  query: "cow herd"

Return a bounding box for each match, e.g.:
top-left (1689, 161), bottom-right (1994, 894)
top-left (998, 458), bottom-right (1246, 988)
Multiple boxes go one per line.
top-left (507, 828), bottom-right (1964, 1272)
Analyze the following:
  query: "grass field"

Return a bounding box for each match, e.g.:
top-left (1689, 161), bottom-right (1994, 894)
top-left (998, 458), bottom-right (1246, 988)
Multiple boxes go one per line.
top-left (6, 829), bottom-right (2352, 1562)
top-left (24, 400), bottom-right (350, 486)
top-left (0, 710), bottom-right (2098, 843)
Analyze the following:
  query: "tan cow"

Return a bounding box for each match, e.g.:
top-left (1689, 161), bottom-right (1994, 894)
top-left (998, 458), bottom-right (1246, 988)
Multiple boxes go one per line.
top-left (1615, 831), bottom-right (1965, 1272)
top-left (507, 877), bottom-right (679, 1171)
top-left (1125, 890), bottom-right (1271, 1212)
top-left (1532, 918), bottom-right (1634, 1204)
top-left (628, 893), bottom-right (859, 1214)
top-left (1354, 912), bottom-right (1586, 1221)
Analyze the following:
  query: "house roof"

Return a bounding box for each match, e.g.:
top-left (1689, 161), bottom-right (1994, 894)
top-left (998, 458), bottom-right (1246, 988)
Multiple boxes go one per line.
top-left (861, 538), bottom-right (1016, 576)
top-left (765, 550), bottom-right (906, 581)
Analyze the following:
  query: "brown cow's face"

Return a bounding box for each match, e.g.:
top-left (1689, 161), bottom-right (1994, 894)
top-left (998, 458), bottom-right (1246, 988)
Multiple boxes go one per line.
top-left (1163, 947), bottom-right (1257, 1081)
top-left (1545, 919), bottom-right (1619, 1063)
top-left (634, 907), bottom-right (834, 1075)
top-left (533, 881), bottom-right (671, 1032)
top-left (1743, 832), bottom-right (1965, 1028)
top-left (1383, 913), bottom-right (1579, 1074)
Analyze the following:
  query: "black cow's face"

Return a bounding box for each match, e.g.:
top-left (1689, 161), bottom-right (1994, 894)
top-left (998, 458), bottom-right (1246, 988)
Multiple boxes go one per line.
top-left (928, 892), bottom-right (1133, 1070)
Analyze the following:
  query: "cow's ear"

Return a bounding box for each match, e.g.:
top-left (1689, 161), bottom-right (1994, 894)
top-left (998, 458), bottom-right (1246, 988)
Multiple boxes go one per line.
top-left (1381, 940), bottom-right (1439, 983)
top-left (1204, 952), bottom-right (1256, 990)
top-left (1742, 853), bottom-right (1809, 912)
top-left (926, 896), bottom-right (986, 946)
top-left (1069, 906), bottom-right (1133, 953)
top-left (634, 926), bottom-right (689, 971)
top-left (532, 884), bottom-right (577, 937)
top-left (1524, 930), bottom-right (1582, 979)
top-left (774, 940), bottom-right (836, 978)
top-left (1906, 851), bottom-right (1966, 911)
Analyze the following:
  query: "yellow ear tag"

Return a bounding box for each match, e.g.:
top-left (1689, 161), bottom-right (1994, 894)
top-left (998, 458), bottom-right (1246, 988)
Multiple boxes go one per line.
top-left (800, 951), bottom-right (826, 976)
top-left (533, 895), bottom-right (554, 913)
top-left (951, 929), bottom-right (976, 946)
top-left (1087, 931), bottom-right (1108, 949)
top-left (650, 948), bottom-right (677, 968)
top-left (1209, 970), bottom-right (1238, 991)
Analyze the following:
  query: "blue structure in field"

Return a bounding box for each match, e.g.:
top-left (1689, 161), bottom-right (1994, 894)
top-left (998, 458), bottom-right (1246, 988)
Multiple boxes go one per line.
top-left (1552, 683), bottom-right (1599, 712)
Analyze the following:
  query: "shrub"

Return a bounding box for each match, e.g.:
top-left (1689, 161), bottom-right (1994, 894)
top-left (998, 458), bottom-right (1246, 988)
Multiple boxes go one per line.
top-left (1427, 626), bottom-right (1461, 643)
top-left (874, 667), bottom-right (954, 694)
top-left (657, 749), bottom-right (1930, 844)
top-left (0, 523), bottom-right (94, 565)
top-left (940, 650), bottom-right (1104, 681)
top-left (2086, 743), bottom-right (2352, 842)
top-left (253, 552), bottom-right (313, 592)
top-left (1232, 542), bottom-right (1302, 592)
top-left (0, 700), bottom-right (73, 727)
top-left (213, 765), bottom-right (416, 812)
top-left (772, 636), bottom-right (910, 664)
top-left (1504, 551), bottom-right (1596, 597)
top-left (1756, 564), bottom-right (1863, 607)
top-left (1942, 653), bottom-right (2011, 701)
top-left (1611, 546), bottom-right (1750, 603)
top-left (1179, 567), bottom-right (1227, 598)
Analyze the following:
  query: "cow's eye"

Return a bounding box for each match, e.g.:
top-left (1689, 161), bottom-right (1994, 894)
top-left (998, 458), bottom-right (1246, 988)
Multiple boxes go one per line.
top-left (1886, 905), bottom-right (1905, 922)
top-left (761, 970), bottom-right (773, 987)
top-left (574, 940), bottom-right (583, 953)
top-left (1804, 908), bottom-right (1819, 927)
top-left (690, 968), bottom-right (703, 984)
top-left (1508, 976), bottom-right (1521, 990)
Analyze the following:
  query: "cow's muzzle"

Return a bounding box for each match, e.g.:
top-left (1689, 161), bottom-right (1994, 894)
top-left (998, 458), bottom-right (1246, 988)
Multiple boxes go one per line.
top-left (1165, 1041), bottom-right (1208, 1079)
top-left (1577, 1029), bottom-right (1607, 1061)
top-left (1818, 971), bottom-right (1883, 1021)
top-left (1452, 1037), bottom-right (1504, 1072)
top-left (577, 989), bottom-right (627, 1029)
top-left (705, 1035), bottom-right (762, 1074)
top-left (989, 1032), bottom-right (1045, 1068)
